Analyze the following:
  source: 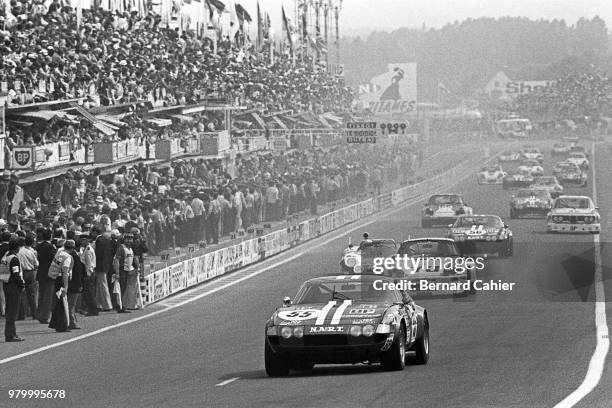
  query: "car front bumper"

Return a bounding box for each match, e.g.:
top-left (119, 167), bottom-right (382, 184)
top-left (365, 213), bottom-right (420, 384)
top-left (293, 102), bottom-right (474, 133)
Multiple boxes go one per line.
top-left (547, 223), bottom-right (600, 233)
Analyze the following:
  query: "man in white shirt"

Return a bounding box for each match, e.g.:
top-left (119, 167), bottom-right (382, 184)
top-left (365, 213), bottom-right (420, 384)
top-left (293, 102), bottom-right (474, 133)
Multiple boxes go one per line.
top-left (79, 233), bottom-right (98, 316)
top-left (265, 182), bottom-right (279, 222)
top-left (191, 194), bottom-right (205, 242)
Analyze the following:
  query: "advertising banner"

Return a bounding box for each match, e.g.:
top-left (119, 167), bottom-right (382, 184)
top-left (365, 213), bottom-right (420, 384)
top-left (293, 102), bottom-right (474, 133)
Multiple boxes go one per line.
top-left (358, 63), bottom-right (417, 115)
top-left (186, 258), bottom-right (197, 287)
top-left (170, 263), bottom-right (186, 293)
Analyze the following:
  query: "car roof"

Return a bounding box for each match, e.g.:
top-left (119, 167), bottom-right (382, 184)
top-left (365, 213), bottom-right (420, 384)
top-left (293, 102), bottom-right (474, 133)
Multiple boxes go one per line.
top-left (555, 195), bottom-right (592, 200)
top-left (360, 239), bottom-right (396, 245)
top-left (457, 214), bottom-right (502, 219)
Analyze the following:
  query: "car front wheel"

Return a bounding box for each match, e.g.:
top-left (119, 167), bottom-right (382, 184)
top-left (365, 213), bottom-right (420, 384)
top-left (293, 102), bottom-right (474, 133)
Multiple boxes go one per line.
top-left (381, 325), bottom-right (406, 371)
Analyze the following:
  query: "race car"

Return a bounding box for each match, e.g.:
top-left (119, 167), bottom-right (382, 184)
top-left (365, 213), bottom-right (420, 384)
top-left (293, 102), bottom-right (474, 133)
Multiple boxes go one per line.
top-left (498, 150), bottom-right (521, 162)
top-left (264, 275), bottom-right (430, 375)
top-left (531, 176), bottom-right (564, 198)
top-left (421, 194), bottom-right (473, 228)
top-left (553, 162), bottom-right (587, 187)
top-left (520, 147), bottom-right (544, 163)
top-left (517, 159), bottom-right (544, 176)
top-left (547, 195), bottom-right (600, 233)
top-left (510, 188), bottom-right (553, 219)
top-left (447, 214), bottom-right (513, 258)
top-left (391, 238), bottom-right (477, 296)
top-left (570, 145), bottom-right (589, 157)
top-left (340, 234), bottom-right (398, 274)
top-left (476, 164), bottom-right (506, 184)
top-left (552, 143), bottom-right (571, 156)
top-left (566, 152), bottom-right (589, 169)
top-left (502, 169), bottom-right (535, 189)
top-left (563, 136), bottom-right (579, 146)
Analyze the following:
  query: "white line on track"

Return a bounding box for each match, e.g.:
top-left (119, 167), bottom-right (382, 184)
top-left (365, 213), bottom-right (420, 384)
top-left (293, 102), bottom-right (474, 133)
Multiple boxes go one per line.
top-left (0, 152), bottom-right (501, 367)
top-left (215, 377), bottom-right (240, 387)
top-left (553, 141), bottom-right (610, 408)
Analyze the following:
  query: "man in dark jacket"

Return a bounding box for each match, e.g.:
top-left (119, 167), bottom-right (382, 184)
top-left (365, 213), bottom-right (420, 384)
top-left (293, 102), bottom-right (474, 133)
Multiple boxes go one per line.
top-left (36, 229), bottom-right (56, 324)
top-left (3, 238), bottom-right (25, 342)
top-left (94, 229), bottom-right (114, 311)
top-left (66, 240), bottom-right (84, 330)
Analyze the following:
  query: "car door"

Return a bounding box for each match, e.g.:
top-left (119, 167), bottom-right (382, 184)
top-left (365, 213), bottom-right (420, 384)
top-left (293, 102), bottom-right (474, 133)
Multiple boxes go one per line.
top-left (400, 289), bottom-right (418, 344)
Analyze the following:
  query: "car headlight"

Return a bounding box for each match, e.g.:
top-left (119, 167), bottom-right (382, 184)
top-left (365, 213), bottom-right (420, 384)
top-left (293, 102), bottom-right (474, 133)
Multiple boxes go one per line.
top-left (280, 326), bottom-right (293, 339)
top-left (425, 208), bottom-right (434, 215)
top-left (266, 326), bottom-right (277, 336)
top-left (344, 256), bottom-right (357, 268)
top-left (584, 216), bottom-right (593, 224)
top-left (293, 326), bottom-right (304, 338)
top-left (353, 265), bottom-right (362, 273)
top-left (349, 325), bottom-right (362, 337)
top-left (362, 325), bottom-right (375, 337)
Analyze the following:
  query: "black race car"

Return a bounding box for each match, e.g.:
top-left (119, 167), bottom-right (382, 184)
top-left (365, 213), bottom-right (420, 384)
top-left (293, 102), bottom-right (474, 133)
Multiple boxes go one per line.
top-left (502, 169), bottom-right (534, 189)
top-left (265, 275), bottom-right (430, 375)
top-left (447, 214), bottom-right (513, 258)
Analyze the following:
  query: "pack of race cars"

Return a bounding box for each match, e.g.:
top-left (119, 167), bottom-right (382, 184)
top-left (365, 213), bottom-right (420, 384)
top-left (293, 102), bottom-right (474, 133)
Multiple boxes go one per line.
top-left (264, 138), bottom-right (600, 377)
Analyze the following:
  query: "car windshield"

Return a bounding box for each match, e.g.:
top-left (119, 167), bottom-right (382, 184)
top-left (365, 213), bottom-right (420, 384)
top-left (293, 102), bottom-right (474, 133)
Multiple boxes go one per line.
top-left (428, 195), bottom-right (462, 205)
top-left (569, 153), bottom-right (584, 158)
top-left (359, 242), bottom-right (397, 258)
top-left (524, 148), bottom-right (539, 153)
top-left (454, 216), bottom-right (503, 228)
top-left (517, 189), bottom-right (548, 199)
top-left (398, 240), bottom-right (460, 257)
top-left (521, 160), bottom-right (539, 166)
top-left (554, 197), bottom-right (591, 209)
top-left (484, 166), bottom-right (500, 172)
top-left (557, 163), bottom-right (579, 172)
top-left (293, 280), bottom-right (399, 304)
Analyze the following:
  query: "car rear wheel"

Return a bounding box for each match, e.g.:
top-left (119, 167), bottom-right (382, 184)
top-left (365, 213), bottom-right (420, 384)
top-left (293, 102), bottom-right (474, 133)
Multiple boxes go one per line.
top-left (381, 325), bottom-right (406, 371)
top-left (265, 341), bottom-right (290, 377)
top-left (407, 320), bottom-right (429, 365)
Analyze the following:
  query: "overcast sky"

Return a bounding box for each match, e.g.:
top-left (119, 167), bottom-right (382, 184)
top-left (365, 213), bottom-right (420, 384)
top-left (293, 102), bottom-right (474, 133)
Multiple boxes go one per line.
top-left (240, 0), bottom-right (612, 37)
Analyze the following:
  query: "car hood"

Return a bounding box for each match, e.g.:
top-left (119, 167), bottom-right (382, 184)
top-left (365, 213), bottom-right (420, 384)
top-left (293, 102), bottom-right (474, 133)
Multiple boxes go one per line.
top-left (273, 301), bottom-right (389, 326)
top-left (513, 196), bottom-right (547, 204)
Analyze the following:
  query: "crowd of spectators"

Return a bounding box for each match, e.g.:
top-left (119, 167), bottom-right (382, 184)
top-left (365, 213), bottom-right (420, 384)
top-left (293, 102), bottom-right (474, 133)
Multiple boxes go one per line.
top-left (511, 72), bottom-right (612, 119)
top-left (0, 2), bottom-right (353, 113)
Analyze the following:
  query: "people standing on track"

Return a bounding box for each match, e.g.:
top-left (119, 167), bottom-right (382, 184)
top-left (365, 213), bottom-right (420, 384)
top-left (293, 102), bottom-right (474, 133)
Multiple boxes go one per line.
top-left (36, 229), bottom-right (56, 324)
top-left (2, 238), bottom-right (25, 342)
top-left (67, 239), bottom-right (85, 330)
top-left (17, 232), bottom-right (39, 321)
top-left (79, 232), bottom-right (98, 316)
top-left (113, 233), bottom-right (135, 313)
top-left (48, 239), bottom-right (74, 333)
top-left (94, 228), bottom-right (114, 312)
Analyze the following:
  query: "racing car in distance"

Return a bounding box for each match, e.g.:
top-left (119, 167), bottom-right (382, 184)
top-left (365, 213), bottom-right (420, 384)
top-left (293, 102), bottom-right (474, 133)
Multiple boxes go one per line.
top-left (520, 147), bottom-right (544, 163)
top-left (552, 142), bottom-right (572, 156)
top-left (502, 169), bottom-right (535, 189)
top-left (563, 135), bottom-right (579, 146)
top-left (510, 188), bottom-right (553, 219)
top-left (531, 176), bottom-right (564, 198)
top-left (391, 238), bottom-right (476, 296)
top-left (517, 159), bottom-right (544, 177)
top-left (264, 275), bottom-right (430, 376)
top-left (421, 194), bottom-right (473, 228)
top-left (476, 164), bottom-right (506, 184)
top-left (340, 235), bottom-right (397, 274)
top-left (499, 150), bottom-right (521, 162)
top-left (553, 161), bottom-right (587, 187)
top-left (447, 214), bottom-right (513, 258)
top-left (570, 145), bottom-right (589, 157)
top-left (566, 151), bottom-right (589, 169)
top-left (547, 195), bottom-right (600, 233)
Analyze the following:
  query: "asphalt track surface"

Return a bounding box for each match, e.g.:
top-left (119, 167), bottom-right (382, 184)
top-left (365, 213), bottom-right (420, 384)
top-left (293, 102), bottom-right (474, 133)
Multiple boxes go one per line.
top-left (1, 139), bottom-right (610, 408)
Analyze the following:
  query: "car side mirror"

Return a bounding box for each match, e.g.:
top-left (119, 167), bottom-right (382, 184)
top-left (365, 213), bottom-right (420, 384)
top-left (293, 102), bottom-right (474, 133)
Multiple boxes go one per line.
top-left (283, 296), bottom-right (292, 307)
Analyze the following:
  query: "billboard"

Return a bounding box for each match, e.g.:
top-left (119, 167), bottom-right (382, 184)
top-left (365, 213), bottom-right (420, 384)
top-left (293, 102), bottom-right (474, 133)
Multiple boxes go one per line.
top-left (483, 71), bottom-right (553, 100)
top-left (358, 63), bottom-right (417, 114)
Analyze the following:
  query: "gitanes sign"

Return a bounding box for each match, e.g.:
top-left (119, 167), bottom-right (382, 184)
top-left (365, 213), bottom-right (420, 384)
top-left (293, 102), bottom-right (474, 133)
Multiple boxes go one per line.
top-left (357, 63), bottom-right (417, 115)
top-left (483, 71), bottom-right (553, 100)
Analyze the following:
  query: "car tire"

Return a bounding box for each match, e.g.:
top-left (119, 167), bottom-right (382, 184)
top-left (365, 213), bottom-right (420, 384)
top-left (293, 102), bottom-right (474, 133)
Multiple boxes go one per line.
top-left (381, 324), bottom-right (406, 371)
top-left (407, 320), bottom-right (429, 365)
top-left (421, 219), bottom-right (431, 228)
top-left (265, 341), bottom-right (290, 377)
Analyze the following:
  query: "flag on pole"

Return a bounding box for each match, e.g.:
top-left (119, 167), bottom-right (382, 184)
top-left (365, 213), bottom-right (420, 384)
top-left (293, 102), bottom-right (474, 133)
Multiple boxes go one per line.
top-left (282, 5), bottom-right (293, 51)
top-left (256, 1), bottom-right (263, 49)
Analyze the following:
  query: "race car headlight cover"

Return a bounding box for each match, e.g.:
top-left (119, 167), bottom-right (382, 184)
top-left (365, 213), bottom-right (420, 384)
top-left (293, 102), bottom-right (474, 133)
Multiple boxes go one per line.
top-left (353, 265), bottom-right (362, 273)
top-left (362, 325), bottom-right (375, 337)
top-left (344, 255), bottom-right (357, 268)
top-left (293, 326), bottom-right (304, 338)
top-left (280, 326), bottom-right (293, 339)
top-left (349, 325), bottom-right (362, 337)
